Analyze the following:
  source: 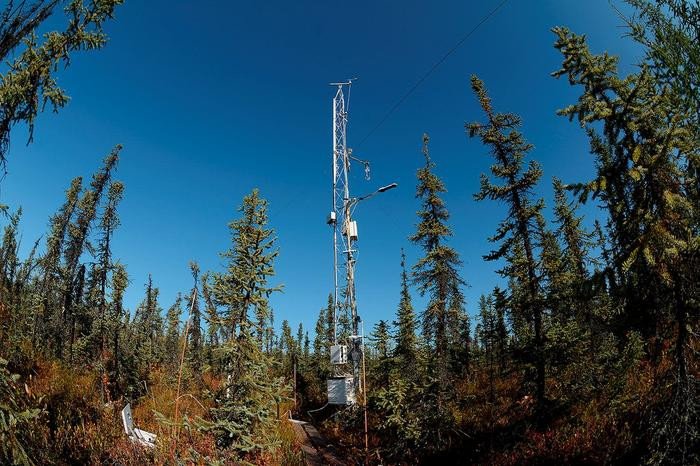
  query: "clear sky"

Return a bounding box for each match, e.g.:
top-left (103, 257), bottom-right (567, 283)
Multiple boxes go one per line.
top-left (1, 0), bottom-right (642, 335)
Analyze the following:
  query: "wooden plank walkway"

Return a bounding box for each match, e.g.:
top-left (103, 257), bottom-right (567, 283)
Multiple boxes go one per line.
top-left (289, 418), bottom-right (345, 466)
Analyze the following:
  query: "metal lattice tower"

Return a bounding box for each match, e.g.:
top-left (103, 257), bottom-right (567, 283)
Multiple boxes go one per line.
top-left (325, 81), bottom-right (397, 409)
top-left (327, 80), bottom-right (362, 393)
top-left (330, 82), bottom-right (348, 345)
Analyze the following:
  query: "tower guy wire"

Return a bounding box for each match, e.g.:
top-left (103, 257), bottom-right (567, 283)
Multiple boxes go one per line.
top-left (356, 0), bottom-right (510, 149)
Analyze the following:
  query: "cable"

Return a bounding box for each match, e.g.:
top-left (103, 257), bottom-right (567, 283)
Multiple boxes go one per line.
top-left (356, 0), bottom-right (510, 148)
top-left (307, 402), bottom-right (330, 423)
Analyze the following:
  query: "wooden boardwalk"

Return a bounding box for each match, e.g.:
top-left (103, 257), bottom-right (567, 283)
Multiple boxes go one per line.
top-left (289, 418), bottom-right (345, 466)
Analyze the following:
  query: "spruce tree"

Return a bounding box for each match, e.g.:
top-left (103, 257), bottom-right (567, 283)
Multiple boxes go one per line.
top-left (325, 293), bottom-right (335, 347)
top-left (2, 230), bottom-right (39, 346)
top-left (62, 146), bottom-right (120, 360)
top-left (164, 294), bottom-right (183, 369)
top-left (296, 323), bottom-right (304, 355)
top-left (212, 189), bottom-right (279, 337)
top-left (409, 133), bottom-right (466, 446)
top-left (0, 208), bottom-right (21, 345)
top-left (0, 208), bottom-right (21, 300)
top-left (206, 189), bottom-right (283, 455)
top-left (313, 302), bottom-right (331, 384)
top-left (133, 275), bottom-right (162, 371)
top-left (303, 331), bottom-right (310, 360)
top-left (109, 262), bottom-right (128, 397)
top-left (393, 249), bottom-right (418, 375)
top-left (624, 0), bottom-right (699, 141)
top-left (551, 178), bottom-right (602, 376)
top-left (370, 320), bottom-right (391, 387)
top-left (477, 294), bottom-right (497, 403)
top-left (95, 181), bottom-right (124, 355)
top-left (0, 0), bottom-right (124, 170)
top-left (37, 176), bottom-right (82, 350)
top-left (280, 320), bottom-right (293, 353)
top-left (536, 212), bottom-right (584, 393)
top-left (187, 261), bottom-right (203, 375)
top-left (537, 214), bottom-right (564, 317)
top-left (313, 306), bottom-right (328, 357)
top-left (468, 75), bottom-right (547, 414)
top-left (264, 313), bottom-right (276, 355)
top-left (201, 272), bottom-right (221, 347)
top-left (449, 281), bottom-right (471, 376)
top-left (553, 26), bottom-right (698, 461)
top-left (552, 26), bottom-right (694, 339)
top-left (254, 301), bottom-right (272, 350)
top-left (278, 319), bottom-right (297, 380)
top-left (552, 178), bottom-right (591, 281)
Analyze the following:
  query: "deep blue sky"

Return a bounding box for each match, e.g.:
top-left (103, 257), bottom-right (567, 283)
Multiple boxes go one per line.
top-left (2, 0), bottom-right (642, 335)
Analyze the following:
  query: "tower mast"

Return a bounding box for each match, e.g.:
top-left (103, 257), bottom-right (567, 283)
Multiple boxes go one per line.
top-left (325, 80), bottom-right (397, 409)
top-left (328, 80), bottom-right (362, 396)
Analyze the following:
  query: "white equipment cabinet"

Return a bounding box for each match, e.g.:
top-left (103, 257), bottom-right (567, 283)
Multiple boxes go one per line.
top-left (330, 344), bottom-right (348, 365)
top-left (327, 376), bottom-right (356, 405)
top-left (343, 220), bottom-right (358, 241)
